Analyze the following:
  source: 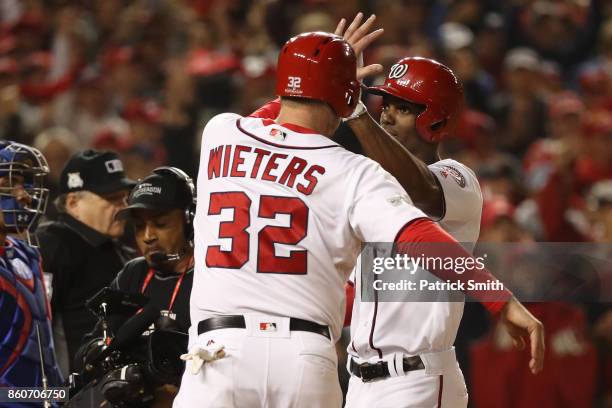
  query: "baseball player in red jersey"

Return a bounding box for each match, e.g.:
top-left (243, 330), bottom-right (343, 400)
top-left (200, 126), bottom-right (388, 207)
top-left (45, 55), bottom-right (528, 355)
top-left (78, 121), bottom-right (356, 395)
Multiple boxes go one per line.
top-left (332, 15), bottom-right (545, 408)
top-left (173, 17), bottom-right (541, 408)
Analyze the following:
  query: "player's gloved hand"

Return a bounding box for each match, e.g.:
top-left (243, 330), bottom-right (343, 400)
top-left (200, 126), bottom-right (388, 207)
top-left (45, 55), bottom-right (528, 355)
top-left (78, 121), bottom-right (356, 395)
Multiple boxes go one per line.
top-left (180, 344), bottom-right (226, 374)
top-left (334, 12), bottom-right (384, 82)
top-left (499, 297), bottom-right (545, 374)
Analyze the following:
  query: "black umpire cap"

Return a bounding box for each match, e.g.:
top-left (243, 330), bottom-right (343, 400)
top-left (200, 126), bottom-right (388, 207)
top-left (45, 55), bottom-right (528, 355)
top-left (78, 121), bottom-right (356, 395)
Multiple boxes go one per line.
top-left (115, 170), bottom-right (194, 220)
top-left (60, 150), bottom-right (135, 194)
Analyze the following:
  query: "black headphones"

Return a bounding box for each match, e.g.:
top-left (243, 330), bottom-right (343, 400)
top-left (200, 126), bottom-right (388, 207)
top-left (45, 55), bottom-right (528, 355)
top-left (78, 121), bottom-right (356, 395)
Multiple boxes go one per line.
top-left (151, 166), bottom-right (196, 242)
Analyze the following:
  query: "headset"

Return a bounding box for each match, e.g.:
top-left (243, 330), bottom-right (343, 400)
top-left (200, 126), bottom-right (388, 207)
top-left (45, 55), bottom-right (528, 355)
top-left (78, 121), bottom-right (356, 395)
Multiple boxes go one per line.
top-left (151, 166), bottom-right (196, 243)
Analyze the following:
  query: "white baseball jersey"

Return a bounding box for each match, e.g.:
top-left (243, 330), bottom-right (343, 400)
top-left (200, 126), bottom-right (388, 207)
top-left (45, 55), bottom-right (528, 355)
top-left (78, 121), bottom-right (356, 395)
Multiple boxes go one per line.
top-left (191, 113), bottom-right (427, 341)
top-left (348, 158), bottom-right (483, 360)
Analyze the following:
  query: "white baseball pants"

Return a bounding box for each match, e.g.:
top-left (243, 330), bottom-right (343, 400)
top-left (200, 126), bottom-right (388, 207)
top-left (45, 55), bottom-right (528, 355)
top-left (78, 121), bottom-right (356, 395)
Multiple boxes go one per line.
top-left (345, 348), bottom-right (468, 408)
top-left (173, 314), bottom-right (342, 408)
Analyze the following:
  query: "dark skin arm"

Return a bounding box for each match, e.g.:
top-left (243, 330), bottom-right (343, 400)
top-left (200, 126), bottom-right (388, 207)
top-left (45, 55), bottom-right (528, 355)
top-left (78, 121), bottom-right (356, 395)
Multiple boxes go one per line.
top-left (346, 111), bottom-right (445, 218)
top-left (333, 14), bottom-right (444, 218)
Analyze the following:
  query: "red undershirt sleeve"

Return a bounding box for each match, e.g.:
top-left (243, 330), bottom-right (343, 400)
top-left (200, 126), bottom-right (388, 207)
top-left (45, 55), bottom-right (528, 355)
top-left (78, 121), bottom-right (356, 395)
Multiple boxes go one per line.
top-left (248, 98), bottom-right (281, 119)
top-left (395, 218), bottom-right (512, 314)
top-left (344, 281), bottom-right (355, 327)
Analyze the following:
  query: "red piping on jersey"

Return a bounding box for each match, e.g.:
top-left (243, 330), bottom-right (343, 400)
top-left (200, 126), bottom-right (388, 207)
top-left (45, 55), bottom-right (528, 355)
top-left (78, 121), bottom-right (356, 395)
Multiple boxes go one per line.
top-left (236, 119), bottom-right (340, 150)
top-left (364, 218), bottom-right (429, 359)
top-left (437, 375), bottom-right (444, 407)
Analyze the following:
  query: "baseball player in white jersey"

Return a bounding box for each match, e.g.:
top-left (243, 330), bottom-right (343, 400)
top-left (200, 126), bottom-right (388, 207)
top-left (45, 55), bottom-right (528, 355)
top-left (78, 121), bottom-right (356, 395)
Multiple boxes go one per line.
top-left (334, 33), bottom-right (545, 406)
top-left (173, 19), bottom-right (544, 408)
top-left (172, 29), bottom-right (422, 408)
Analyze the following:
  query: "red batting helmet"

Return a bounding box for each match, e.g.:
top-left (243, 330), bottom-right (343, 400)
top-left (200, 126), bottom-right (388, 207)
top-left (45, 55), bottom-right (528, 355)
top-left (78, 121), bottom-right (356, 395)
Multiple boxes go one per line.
top-left (276, 32), bottom-right (360, 118)
top-left (368, 57), bottom-right (464, 142)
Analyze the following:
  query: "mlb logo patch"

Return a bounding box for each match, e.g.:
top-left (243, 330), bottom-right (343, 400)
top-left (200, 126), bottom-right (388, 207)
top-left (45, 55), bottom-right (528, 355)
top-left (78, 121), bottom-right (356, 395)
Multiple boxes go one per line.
top-left (67, 172), bottom-right (84, 189)
top-left (105, 159), bottom-right (124, 174)
top-left (259, 322), bottom-right (277, 332)
top-left (269, 128), bottom-right (286, 141)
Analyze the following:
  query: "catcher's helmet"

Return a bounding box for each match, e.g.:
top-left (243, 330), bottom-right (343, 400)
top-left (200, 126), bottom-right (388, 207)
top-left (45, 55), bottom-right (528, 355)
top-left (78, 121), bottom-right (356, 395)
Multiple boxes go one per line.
top-left (0, 142), bottom-right (49, 245)
top-left (276, 32), bottom-right (360, 118)
top-left (368, 57), bottom-right (464, 143)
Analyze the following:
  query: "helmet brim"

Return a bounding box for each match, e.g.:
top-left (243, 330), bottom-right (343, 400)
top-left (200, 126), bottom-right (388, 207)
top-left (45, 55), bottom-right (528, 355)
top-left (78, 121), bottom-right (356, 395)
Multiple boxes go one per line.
top-left (366, 85), bottom-right (415, 103)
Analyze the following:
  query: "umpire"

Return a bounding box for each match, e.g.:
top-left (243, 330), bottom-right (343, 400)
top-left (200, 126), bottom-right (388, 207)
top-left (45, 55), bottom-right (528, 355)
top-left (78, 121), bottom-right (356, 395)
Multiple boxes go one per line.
top-left (37, 150), bottom-right (136, 374)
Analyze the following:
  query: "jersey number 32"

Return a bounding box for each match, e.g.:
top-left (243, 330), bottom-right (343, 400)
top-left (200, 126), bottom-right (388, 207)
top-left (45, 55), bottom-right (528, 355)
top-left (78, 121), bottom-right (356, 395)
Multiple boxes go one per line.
top-left (205, 192), bottom-right (309, 274)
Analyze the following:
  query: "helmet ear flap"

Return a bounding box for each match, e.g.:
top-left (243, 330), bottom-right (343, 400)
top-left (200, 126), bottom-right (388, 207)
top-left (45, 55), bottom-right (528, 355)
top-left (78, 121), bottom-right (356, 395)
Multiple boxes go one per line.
top-left (430, 119), bottom-right (446, 132)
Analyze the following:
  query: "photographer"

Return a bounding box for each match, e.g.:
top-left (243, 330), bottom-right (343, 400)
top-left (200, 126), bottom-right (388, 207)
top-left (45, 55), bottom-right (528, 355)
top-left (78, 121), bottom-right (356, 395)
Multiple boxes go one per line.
top-left (74, 166), bottom-right (195, 408)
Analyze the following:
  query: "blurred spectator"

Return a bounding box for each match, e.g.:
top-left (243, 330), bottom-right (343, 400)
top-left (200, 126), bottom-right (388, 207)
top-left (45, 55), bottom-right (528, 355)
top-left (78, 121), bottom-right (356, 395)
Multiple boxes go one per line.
top-left (438, 22), bottom-right (496, 113)
top-left (32, 126), bottom-right (79, 219)
top-left (474, 12), bottom-right (507, 82)
top-left (538, 59), bottom-right (563, 97)
top-left (63, 70), bottom-right (128, 147)
top-left (479, 195), bottom-right (533, 243)
top-left (577, 110), bottom-right (612, 190)
top-left (292, 11), bottom-right (335, 35)
top-left (587, 180), bottom-right (612, 243)
top-left (524, 92), bottom-right (585, 192)
top-left (478, 159), bottom-right (524, 205)
top-left (508, 0), bottom-right (598, 68)
top-left (0, 57), bottom-right (22, 142)
top-left (491, 47), bottom-right (547, 155)
top-left (452, 109), bottom-right (518, 176)
top-left (470, 302), bottom-right (598, 408)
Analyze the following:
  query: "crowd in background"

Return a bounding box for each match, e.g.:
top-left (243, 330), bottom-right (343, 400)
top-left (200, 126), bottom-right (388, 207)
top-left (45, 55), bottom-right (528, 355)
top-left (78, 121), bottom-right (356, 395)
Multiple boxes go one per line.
top-left (1, 0), bottom-right (611, 406)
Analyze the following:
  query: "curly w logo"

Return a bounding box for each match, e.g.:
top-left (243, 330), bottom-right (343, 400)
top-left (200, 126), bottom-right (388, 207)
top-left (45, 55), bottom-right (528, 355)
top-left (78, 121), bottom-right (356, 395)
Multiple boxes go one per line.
top-left (389, 63), bottom-right (408, 79)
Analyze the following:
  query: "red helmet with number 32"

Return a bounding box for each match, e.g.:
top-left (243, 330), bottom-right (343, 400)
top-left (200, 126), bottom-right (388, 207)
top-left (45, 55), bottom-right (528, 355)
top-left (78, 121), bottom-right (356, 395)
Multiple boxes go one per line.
top-left (276, 32), bottom-right (360, 118)
top-left (368, 57), bottom-right (464, 143)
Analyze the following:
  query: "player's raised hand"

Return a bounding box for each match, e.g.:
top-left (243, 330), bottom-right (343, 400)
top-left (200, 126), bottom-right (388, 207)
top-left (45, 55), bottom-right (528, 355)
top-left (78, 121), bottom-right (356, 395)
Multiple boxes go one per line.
top-left (499, 297), bottom-right (545, 374)
top-left (335, 12), bottom-right (384, 81)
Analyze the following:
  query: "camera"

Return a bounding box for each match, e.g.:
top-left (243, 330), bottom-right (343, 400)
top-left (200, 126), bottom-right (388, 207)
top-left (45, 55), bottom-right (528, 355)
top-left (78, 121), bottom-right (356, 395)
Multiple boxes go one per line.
top-left (65, 288), bottom-right (188, 408)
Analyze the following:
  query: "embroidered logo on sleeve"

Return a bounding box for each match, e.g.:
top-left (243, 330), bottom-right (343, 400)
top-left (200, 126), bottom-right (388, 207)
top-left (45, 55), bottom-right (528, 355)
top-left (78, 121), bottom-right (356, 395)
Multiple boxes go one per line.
top-left (439, 165), bottom-right (466, 188)
top-left (387, 194), bottom-right (411, 206)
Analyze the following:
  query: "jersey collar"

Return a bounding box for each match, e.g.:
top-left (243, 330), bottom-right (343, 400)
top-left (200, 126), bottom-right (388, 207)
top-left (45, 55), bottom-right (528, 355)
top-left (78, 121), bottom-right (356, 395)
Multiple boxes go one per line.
top-left (260, 118), bottom-right (318, 135)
